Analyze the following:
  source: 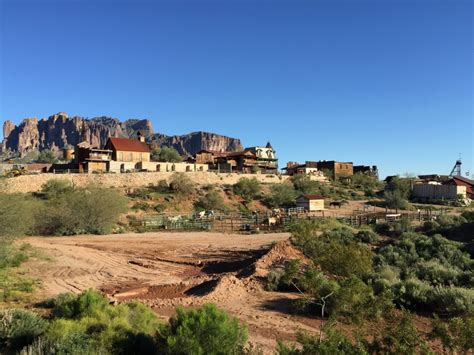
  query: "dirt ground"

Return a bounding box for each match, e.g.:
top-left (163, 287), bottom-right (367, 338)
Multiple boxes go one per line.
top-left (23, 232), bottom-right (323, 353)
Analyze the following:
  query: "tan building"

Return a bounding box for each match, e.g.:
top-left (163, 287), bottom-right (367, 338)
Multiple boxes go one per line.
top-left (296, 195), bottom-right (325, 211)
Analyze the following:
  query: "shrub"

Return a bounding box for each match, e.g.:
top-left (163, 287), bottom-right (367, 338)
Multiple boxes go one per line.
top-left (36, 150), bottom-right (57, 164)
top-left (46, 290), bottom-right (159, 354)
top-left (0, 309), bottom-right (47, 350)
top-left (266, 259), bottom-right (302, 291)
top-left (40, 179), bottom-right (74, 200)
top-left (194, 191), bottom-right (228, 212)
top-left (355, 230), bottom-right (380, 244)
top-left (233, 178), bottom-right (261, 203)
top-left (384, 190), bottom-right (408, 211)
top-left (0, 194), bottom-right (37, 238)
top-left (369, 310), bottom-right (431, 355)
top-left (265, 183), bottom-right (297, 208)
top-left (430, 315), bottom-right (474, 353)
top-left (169, 173), bottom-right (195, 195)
top-left (277, 327), bottom-right (368, 355)
top-left (35, 187), bottom-right (128, 235)
top-left (157, 303), bottom-right (248, 355)
top-left (151, 147), bottom-right (183, 162)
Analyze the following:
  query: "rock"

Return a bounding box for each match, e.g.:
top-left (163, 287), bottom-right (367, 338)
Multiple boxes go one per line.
top-left (2, 113), bottom-right (242, 158)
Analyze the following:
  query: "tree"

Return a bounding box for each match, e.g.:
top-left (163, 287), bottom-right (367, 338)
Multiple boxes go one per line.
top-left (151, 147), bottom-right (182, 163)
top-left (157, 304), bottom-right (248, 355)
top-left (265, 183), bottom-right (297, 207)
top-left (36, 150), bottom-right (58, 164)
top-left (384, 190), bottom-right (408, 211)
top-left (233, 178), bottom-right (261, 204)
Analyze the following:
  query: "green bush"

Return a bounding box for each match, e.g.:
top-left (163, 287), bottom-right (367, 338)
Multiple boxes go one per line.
top-left (265, 183), bottom-right (297, 208)
top-left (430, 315), bottom-right (474, 353)
top-left (36, 150), bottom-right (58, 164)
top-left (0, 308), bottom-right (47, 351)
top-left (0, 194), bottom-right (37, 238)
top-left (157, 303), bottom-right (248, 355)
top-left (194, 190), bottom-right (228, 212)
top-left (277, 327), bottom-right (368, 355)
top-left (39, 179), bottom-right (74, 200)
top-left (266, 259), bottom-right (302, 291)
top-left (355, 230), bottom-right (380, 244)
top-left (169, 173), bottom-right (195, 195)
top-left (233, 178), bottom-right (261, 203)
top-left (369, 310), bottom-right (431, 355)
top-left (35, 187), bottom-right (128, 235)
top-left (47, 290), bottom-right (159, 354)
top-left (151, 147), bottom-right (183, 162)
top-left (383, 190), bottom-right (409, 210)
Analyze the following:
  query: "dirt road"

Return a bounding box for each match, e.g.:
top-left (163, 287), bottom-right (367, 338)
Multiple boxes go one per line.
top-left (23, 231), bottom-right (321, 353)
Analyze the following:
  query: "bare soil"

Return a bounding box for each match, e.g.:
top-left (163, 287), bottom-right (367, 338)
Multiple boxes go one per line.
top-left (22, 231), bottom-right (322, 353)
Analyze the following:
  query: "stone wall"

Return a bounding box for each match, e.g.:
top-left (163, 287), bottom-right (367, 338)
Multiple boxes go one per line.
top-left (2, 171), bottom-right (291, 193)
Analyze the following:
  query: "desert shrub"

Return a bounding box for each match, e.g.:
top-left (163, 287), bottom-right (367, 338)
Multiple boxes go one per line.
top-left (35, 187), bottom-right (128, 235)
top-left (157, 303), bottom-right (248, 355)
top-left (151, 147), bottom-right (182, 162)
top-left (36, 150), bottom-right (57, 164)
top-left (266, 259), bottom-right (301, 291)
top-left (369, 310), bottom-right (431, 355)
top-left (233, 178), bottom-right (261, 203)
top-left (0, 309), bottom-right (47, 351)
top-left (430, 315), bottom-right (474, 353)
top-left (46, 290), bottom-right (159, 354)
top-left (384, 176), bottom-right (413, 199)
top-left (0, 194), bottom-right (37, 238)
top-left (277, 327), bottom-right (368, 355)
top-left (355, 229), bottom-right (380, 244)
top-left (351, 172), bottom-right (381, 190)
top-left (169, 173), bottom-right (195, 195)
top-left (39, 179), bottom-right (74, 199)
top-left (460, 210), bottom-right (474, 223)
top-left (194, 190), bottom-right (228, 212)
top-left (265, 183), bottom-right (297, 207)
top-left (132, 202), bottom-right (152, 211)
top-left (329, 277), bottom-right (393, 322)
top-left (315, 238), bottom-right (373, 278)
top-left (384, 190), bottom-right (408, 210)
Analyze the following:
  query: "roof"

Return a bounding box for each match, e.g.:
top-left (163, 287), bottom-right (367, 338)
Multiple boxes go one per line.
top-left (106, 137), bottom-right (150, 153)
top-left (450, 176), bottom-right (474, 186)
top-left (298, 194), bottom-right (325, 200)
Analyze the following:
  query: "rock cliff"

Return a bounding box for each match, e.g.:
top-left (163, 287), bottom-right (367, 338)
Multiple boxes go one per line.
top-left (1, 113), bottom-right (242, 157)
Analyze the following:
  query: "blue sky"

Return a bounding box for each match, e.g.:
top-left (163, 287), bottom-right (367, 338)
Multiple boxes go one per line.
top-left (0, 0), bottom-right (472, 178)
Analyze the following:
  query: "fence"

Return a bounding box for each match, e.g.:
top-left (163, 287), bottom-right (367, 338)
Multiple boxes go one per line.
top-left (129, 209), bottom-right (444, 233)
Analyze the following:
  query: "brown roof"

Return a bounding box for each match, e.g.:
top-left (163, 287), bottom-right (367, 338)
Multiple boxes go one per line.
top-left (106, 137), bottom-right (150, 153)
top-left (300, 194), bottom-right (325, 200)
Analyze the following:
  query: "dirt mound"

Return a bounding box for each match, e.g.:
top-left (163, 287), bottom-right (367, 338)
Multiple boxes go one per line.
top-left (253, 240), bottom-right (307, 278)
top-left (203, 275), bottom-right (262, 302)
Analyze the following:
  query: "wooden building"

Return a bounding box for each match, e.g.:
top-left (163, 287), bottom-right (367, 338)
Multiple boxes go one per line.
top-left (443, 176), bottom-right (474, 199)
top-left (316, 161), bottom-right (353, 180)
top-left (105, 137), bottom-right (151, 163)
top-left (75, 141), bottom-right (112, 173)
top-left (296, 195), bottom-right (325, 211)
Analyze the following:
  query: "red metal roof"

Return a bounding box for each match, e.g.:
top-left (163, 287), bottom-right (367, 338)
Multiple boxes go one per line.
top-left (106, 137), bottom-right (150, 153)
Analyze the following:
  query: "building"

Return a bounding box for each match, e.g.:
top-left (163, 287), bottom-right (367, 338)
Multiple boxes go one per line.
top-left (316, 161), bottom-right (353, 180)
top-left (283, 161), bottom-right (322, 176)
top-left (245, 142), bottom-right (278, 173)
top-left (412, 183), bottom-right (467, 201)
top-left (105, 137), bottom-right (151, 173)
top-left (353, 165), bottom-right (379, 178)
top-left (75, 141), bottom-right (112, 173)
top-left (443, 176), bottom-right (474, 199)
top-left (192, 142), bottom-right (278, 174)
top-left (296, 195), bottom-right (325, 211)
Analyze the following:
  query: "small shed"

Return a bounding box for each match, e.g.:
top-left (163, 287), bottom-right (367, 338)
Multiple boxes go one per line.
top-left (296, 195), bottom-right (325, 211)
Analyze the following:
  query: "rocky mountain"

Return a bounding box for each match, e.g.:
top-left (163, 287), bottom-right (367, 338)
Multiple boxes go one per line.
top-left (1, 112), bottom-right (242, 157)
top-left (151, 132), bottom-right (243, 156)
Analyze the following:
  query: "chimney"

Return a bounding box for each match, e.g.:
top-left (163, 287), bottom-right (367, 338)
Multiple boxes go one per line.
top-left (137, 131), bottom-right (145, 143)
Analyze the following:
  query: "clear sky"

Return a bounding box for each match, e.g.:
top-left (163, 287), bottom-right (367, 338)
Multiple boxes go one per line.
top-left (0, 0), bottom-right (472, 178)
